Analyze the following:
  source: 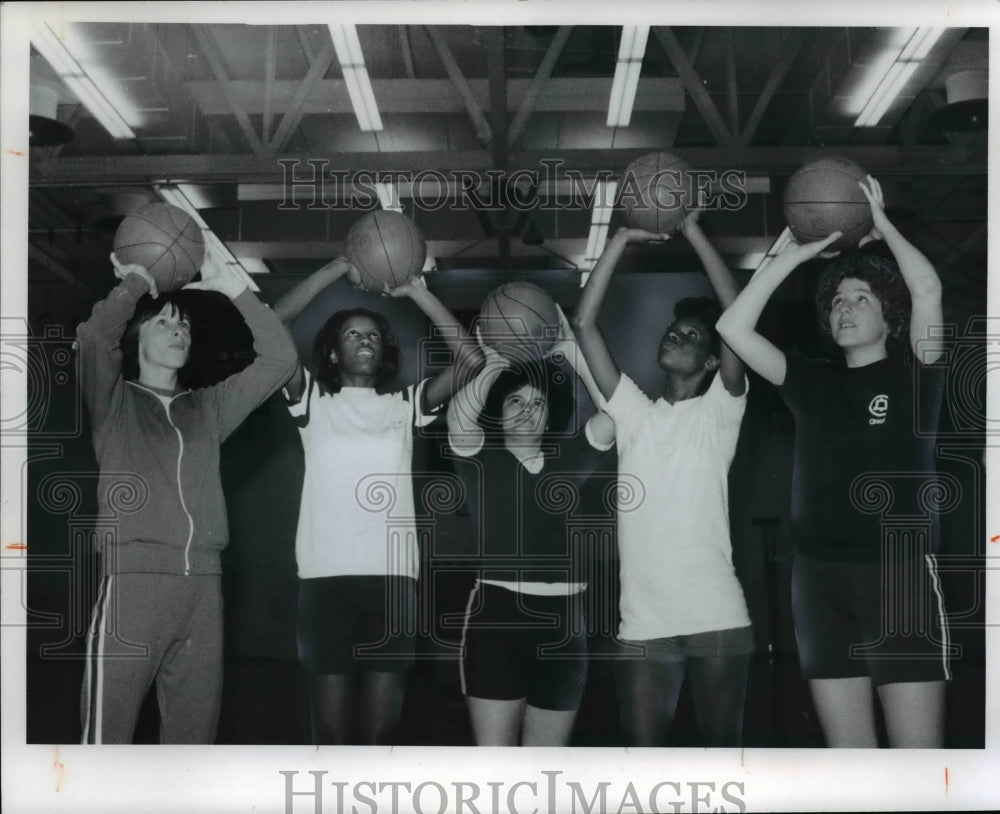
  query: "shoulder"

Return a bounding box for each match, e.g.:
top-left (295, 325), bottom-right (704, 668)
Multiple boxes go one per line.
top-left (780, 352), bottom-right (836, 392)
top-left (705, 369), bottom-right (747, 405)
top-left (606, 372), bottom-right (653, 414)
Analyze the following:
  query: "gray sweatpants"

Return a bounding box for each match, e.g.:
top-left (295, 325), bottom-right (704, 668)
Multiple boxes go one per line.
top-left (80, 572), bottom-right (223, 744)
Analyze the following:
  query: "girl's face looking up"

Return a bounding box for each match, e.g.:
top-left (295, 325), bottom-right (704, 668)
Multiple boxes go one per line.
top-left (138, 303), bottom-right (191, 373)
top-left (828, 277), bottom-right (889, 351)
top-left (657, 315), bottom-right (717, 375)
top-left (331, 314), bottom-right (384, 377)
top-left (500, 383), bottom-right (549, 438)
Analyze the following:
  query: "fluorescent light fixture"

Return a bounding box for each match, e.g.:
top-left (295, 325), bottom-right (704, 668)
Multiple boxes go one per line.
top-left (854, 27), bottom-right (945, 127)
top-left (375, 182), bottom-right (403, 212)
top-left (31, 22), bottom-right (136, 139)
top-left (155, 184), bottom-right (261, 292)
top-left (580, 180), bottom-right (619, 279)
top-left (329, 24), bottom-right (383, 132)
top-left (754, 227), bottom-right (793, 274)
top-left (607, 26), bottom-right (649, 127)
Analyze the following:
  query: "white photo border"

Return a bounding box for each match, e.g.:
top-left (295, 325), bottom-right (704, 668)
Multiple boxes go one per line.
top-left (2, 2), bottom-right (998, 812)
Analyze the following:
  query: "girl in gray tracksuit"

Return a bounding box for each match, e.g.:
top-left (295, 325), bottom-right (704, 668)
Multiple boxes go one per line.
top-left (78, 254), bottom-right (297, 744)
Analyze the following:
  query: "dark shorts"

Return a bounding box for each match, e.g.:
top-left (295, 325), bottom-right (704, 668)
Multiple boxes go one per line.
top-left (792, 554), bottom-right (952, 687)
top-left (297, 575), bottom-right (417, 675)
top-left (616, 625), bottom-right (756, 662)
top-left (460, 582), bottom-right (588, 711)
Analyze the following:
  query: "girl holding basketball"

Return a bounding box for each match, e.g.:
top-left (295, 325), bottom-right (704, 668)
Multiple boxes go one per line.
top-left (78, 250), bottom-right (298, 744)
top-left (275, 257), bottom-right (482, 745)
top-left (572, 212), bottom-right (754, 747)
top-left (717, 176), bottom-right (949, 747)
top-left (447, 313), bottom-right (616, 746)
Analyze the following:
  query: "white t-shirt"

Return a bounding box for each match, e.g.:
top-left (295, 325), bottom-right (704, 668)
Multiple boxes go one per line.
top-left (605, 372), bottom-right (751, 640)
top-left (288, 371), bottom-right (439, 580)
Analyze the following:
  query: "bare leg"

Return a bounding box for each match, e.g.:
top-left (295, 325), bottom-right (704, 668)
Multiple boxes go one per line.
top-left (877, 680), bottom-right (944, 748)
top-left (358, 670), bottom-right (409, 745)
top-left (307, 673), bottom-right (355, 745)
top-left (521, 705), bottom-right (578, 746)
top-left (466, 696), bottom-right (525, 746)
top-left (808, 676), bottom-right (877, 747)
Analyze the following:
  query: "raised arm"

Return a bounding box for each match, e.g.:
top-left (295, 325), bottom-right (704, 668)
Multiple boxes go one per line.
top-left (446, 333), bottom-right (508, 454)
top-left (386, 276), bottom-right (484, 414)
top-left (186, 252), bottom-right (298, 440)
top-left (76, 255), bottom-right (159, 432)
top-left (272, 257), bottom-right (353, 401)
top-left (858, 176), bottom-right (944, 363)
top-left (572, 227), bottom-right (669, 401)
top-left (677, 215), bottom-right (745, 396)
top-left (547, 306), bottom-right (615, 448)
top-left (717, 232), bottom-right (842, 386)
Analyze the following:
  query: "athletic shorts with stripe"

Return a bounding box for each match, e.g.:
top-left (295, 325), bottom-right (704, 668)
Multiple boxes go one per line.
top-left (792, 554), bottom-right (952, 687)
top-left (460, 582), bottom-right (588, 712)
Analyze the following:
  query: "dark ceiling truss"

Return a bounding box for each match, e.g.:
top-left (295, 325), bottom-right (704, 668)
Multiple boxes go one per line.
top-left (262, 26), bottom-right (278, 149)
top-left (267, 40), bottom-right (337, 155)
top-left (736, 28), bottom-right (807, 148)
top-left (655, 27), bottom-right (736, 148)
top-left (426, 26), bottom-right (493, 147)
top-left (191, 25), bottom-right (265, 153)
top-left (507, 26), bottom-right (573, 147)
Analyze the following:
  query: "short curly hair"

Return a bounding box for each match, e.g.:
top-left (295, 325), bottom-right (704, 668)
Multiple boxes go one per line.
top-left (815, 253), bottom-right (911, 342)
top-left (313, 308), bottom-right (400, 393)
top-left (480, 360), bottom-right (574, 443)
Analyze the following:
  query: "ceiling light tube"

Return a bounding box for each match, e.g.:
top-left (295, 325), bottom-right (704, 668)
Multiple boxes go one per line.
top-left (900, 27), bottom-right (945, 61)
top-left (340, 68), bottom-right (374, 131)
top-left (329, 24), bottom-right (383, 132)
top-left (582, 181), bottom-right (618, 273)
top-left (854, 27), bottom-right (945, 128)
top-left (32, 23), bottom-right (136, 140)
top-left (856, 61), bottom-right (920, 126)
top-left (375, 182), bottom-right (402, 212)
top-left (606, 26), bottom-right (649, 127)
top-left (61, 75), bottom-right (135, 139)
top-left (31, 24), bottom-right (80, 76)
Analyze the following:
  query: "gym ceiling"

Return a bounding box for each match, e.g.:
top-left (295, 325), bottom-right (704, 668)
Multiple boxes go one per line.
top-left (20, 12), bottom-right (988, 320)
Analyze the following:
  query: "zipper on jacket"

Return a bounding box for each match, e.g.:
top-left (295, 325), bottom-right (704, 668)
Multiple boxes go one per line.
top-left (164, 397), bottom-right (195, 576)
top-left (126, 383), bottom-right (196, 575)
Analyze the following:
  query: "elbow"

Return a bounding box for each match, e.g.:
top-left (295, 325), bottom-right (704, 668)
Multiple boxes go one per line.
top-left (570, 312), bottom-right (593, 334)
top-left (275, 340), bottom-right (300, 381)
top-left (715, 312), bottom-right (734, 342)
top-left (911, 275), bottom-right (943, 302)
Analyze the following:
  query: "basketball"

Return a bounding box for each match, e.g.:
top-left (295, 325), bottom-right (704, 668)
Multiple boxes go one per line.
top-left (345, 210), bottom-right (427, 291)
top-left (783, 157), bottom-right (873, 252)
top-left (113, 202), bottom-right (204, 292)
top-left (621, 152), bottom-right (693, 234)
top-left (479, 282), bottom-right (559, 359)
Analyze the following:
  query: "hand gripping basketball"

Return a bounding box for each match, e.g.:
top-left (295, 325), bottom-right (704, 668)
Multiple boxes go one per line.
top-left (110, 252), bottom-right (159, 299)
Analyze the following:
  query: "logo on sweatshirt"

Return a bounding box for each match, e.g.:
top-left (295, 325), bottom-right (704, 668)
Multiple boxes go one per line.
top-left (868, 394), bottom-right (889, 425)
